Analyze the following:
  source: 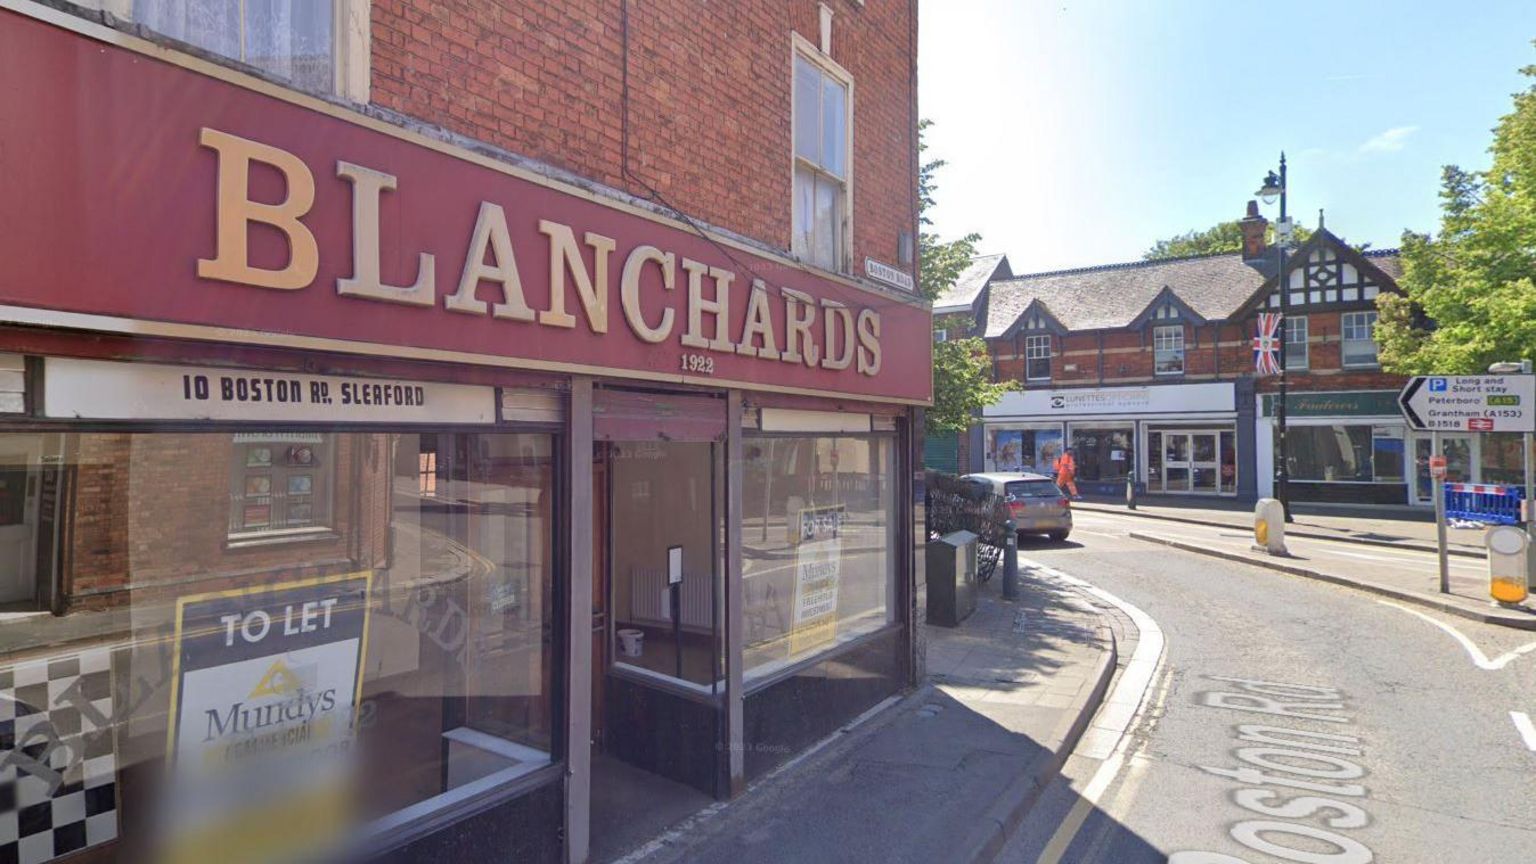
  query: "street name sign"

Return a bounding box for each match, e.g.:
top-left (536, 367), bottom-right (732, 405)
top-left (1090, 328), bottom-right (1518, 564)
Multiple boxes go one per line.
top-left (1398, 374), bottom-right (1536, 433)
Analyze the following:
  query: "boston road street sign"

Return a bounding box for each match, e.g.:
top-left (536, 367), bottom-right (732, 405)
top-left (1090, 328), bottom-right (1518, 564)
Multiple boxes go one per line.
top-left (1398, 375), bottom-right (1536, 434)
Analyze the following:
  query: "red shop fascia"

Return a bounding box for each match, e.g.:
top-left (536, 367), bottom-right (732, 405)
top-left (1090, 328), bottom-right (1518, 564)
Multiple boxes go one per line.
top-left (0, 8), bottom-right (932, 412)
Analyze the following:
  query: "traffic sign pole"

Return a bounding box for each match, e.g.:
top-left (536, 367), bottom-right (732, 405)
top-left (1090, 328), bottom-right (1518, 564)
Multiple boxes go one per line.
top-left (1434, 431), bottom-right (1449, 594)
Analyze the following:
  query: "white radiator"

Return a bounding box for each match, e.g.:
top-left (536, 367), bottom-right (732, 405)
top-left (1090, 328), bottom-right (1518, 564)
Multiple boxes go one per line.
top-left (629, 566), bottom-right (714, 631)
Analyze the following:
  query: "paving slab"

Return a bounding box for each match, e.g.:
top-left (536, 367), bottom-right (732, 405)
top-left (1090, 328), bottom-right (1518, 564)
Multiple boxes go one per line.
top-left (619, 568), bottom-right (1116, 864)
top-left (1076, 498), bottom-right (1490, 557)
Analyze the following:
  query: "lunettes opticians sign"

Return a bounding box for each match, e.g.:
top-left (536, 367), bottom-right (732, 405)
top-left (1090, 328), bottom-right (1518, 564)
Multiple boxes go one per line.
top-left (0, 10), bottom-right (931, 404)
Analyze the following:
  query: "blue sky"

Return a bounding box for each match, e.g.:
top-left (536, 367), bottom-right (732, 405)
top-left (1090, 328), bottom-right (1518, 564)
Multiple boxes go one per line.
top-left (918, 0), bottom-right (1535, 273)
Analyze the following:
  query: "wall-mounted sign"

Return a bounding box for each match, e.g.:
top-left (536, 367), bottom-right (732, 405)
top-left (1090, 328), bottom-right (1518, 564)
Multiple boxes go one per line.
top-left (985, 382), bottom-right (1235, 419)
top-left (1261, 390), bottom-right (1401, 418)
top-left (864, 258), bottom-right (915, 292)
top-left (43, 358), bottom-right (495, 424)
top-left (161, 572), bottom-right (371, 864)
top-left (1398, 375), bottom-right (1536, 433)
top-left (0, 12), bottom-right (931, 404)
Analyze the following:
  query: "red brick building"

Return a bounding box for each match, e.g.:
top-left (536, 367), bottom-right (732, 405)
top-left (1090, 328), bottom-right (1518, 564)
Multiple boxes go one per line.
top-left (948, 204), bottom-right (1500, 508)
top-left (0, 3), bottom-right (924, 863)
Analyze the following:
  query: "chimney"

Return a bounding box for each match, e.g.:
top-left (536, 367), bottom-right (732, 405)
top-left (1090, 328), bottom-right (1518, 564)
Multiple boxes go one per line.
top-left (1239, 200), bottom-right (1268, 261)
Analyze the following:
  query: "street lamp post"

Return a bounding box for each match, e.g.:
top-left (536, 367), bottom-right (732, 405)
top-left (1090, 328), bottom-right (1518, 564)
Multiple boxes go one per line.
top-left (1258, 155), bottom-right (1293, 522)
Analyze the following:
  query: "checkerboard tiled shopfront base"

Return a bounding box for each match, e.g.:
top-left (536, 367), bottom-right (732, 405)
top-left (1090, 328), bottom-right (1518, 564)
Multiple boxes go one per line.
top-left (0, 648), bottom-right (117, 864)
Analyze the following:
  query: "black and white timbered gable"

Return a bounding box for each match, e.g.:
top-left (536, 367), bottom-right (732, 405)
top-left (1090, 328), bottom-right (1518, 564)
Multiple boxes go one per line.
top-left (1236, 227), bottom-right (1400, 318)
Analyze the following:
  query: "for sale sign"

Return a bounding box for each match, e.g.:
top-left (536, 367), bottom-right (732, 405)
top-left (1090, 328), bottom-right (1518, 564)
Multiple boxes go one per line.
top-left (1398, 375), bottom-right (1536, 433)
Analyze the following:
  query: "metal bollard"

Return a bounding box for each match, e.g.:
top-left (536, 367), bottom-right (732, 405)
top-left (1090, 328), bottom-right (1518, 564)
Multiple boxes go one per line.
top-left (1003, 519), bottom-right (1019, 600)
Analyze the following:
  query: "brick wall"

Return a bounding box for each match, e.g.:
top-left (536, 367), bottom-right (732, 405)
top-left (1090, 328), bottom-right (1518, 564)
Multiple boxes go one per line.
top-left (986, 311), bottom-right (1404, 394)
top-left (63, 433), bottom-right (389, 611)
top-left (370, 0), bottom-right (918, 273)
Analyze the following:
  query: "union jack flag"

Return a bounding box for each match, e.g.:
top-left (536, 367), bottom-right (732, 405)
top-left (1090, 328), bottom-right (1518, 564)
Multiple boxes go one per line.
top-left (1253, 312), bottom-right (1283, 376)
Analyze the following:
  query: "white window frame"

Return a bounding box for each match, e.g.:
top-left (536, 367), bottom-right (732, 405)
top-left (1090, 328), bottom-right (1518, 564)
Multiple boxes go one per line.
top-left (1341, 311), bottom-right (1379, 368)
top-left (1284, 315), bottom-right (1309, 371)
top-left (790, 33), bottom-right (853, 274)
top-left (1024, 334), bottom-right (1052, 382)
top-left (1153, 325), bottom-right (1185, 376)
top-left (933, 328), bottom-right (949, 343)
top-left (116, 0), bottom-right (370, 101)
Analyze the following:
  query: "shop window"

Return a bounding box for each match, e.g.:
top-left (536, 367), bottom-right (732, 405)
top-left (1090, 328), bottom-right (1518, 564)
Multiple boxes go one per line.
top-left (1068, 426), bottom-right (1132, 483)
top-left (1284, 315), bottom-right (1309, 370)
top-left (1341, 311), bottom-right (1379, 367)
top-left (1286, 425), bottom-right (1373, 482)
top-left (132, 0), bottom-right (357, 96)
top-left (987, 427), bottom-right (1063, 475)
top-left (1480, 433), bottom-right (1528, 485)
top-left (792, 52), bottom-right (850, 272)
top-left (0, 430), bottom-right (558, 861)
top-left (741, 436), bottom-right (896, 682)
top-left (1153, 325), bottom-right (1185, 376)
top-left (1220, 430), bottom-right (1237, 493)
top-left (229, 433), bottom-right (334, 538)
top-left (1373, 426), bottom-right (1405, 483)
top-left (1025, 335), bottom-right (1052, 381)
top-left (607, 441), bottom-right (722, 689)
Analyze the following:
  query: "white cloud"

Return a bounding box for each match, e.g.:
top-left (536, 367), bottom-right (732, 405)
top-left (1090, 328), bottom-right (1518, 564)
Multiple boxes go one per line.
top-left (1359, 125), bottom-right (1420, 154)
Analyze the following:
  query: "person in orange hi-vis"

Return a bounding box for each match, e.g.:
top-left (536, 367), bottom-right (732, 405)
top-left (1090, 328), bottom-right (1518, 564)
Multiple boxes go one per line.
top-left (1054, 447), bottom-right (1079, 499)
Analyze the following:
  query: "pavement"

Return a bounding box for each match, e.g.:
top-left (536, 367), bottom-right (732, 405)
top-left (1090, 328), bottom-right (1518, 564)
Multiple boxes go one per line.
top-left (998, 527), bottom-right (1536, 863)
top-left (1074, 496), bottom-right (1490, 557)
top-left (619, 566), bottom-right (1120, 864)
top-left (1068, 508), bottom-right (1536, 630)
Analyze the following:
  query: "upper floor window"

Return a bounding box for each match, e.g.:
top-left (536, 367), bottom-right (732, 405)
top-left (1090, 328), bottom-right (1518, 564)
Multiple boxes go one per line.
top-left (1025, 334), bottom-right (1052, 381)
top-left (934, 328), bottom-right (950, 343)
top-left (133, 0), bottom-right (345, 95)
top-left (792, 51), bottom-right (850, 272)
top-left (1342, 311), bottom-right (1379, 367)
top-left (1153, 325), bottom-right (1185, 376)
top-left (1284, 315), bottom-right (1309, 370)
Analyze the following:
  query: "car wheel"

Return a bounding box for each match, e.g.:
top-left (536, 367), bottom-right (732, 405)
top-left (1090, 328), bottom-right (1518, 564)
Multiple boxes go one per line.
top-left (1047, 530), bottom-right (1070, 543)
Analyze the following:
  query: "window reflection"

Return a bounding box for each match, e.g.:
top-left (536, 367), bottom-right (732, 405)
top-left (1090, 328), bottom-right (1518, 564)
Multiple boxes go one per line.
top-left (0, 431), bottom-right (556, 862)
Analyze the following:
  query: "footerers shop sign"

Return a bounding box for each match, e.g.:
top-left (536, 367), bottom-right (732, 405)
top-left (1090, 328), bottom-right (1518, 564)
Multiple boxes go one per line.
top-left (159, 572), bottom-right (372, 864)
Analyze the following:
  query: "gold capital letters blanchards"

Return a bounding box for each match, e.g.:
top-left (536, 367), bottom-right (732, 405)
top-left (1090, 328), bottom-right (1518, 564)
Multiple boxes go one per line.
top-left (620, 245), bottom-right (676, 343)
top-left (856, 308), bottom-right (882, 375)
top-left (681, 258), bottom-right (737, 352)
top-left (447, 201), bottom-right (536, 320)
top-left (336, 161), bottom-right (436, 306)
top-left (538, 220), bottom-right (616, 333)
top-left (781, 287), bottom-right (820, 367)
top-left (197, 128), bottom-right (319, 290)
top-left (735, 281), bottom-right (780, 359)
top-left (820, 299), bottom-right (855, 371)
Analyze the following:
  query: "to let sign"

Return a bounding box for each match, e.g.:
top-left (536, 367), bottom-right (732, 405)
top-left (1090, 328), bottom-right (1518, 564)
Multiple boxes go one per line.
top-left (1398, 375), bottom-right (1536, 433)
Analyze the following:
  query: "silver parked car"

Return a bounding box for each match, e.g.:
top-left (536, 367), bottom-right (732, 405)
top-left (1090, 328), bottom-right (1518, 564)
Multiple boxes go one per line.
top-left (960, 472), bottom-right (1073, 542)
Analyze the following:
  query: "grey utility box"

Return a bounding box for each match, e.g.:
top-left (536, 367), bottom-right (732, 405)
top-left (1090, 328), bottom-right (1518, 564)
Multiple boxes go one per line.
top-left (926, 529), bottom-right (979, 627)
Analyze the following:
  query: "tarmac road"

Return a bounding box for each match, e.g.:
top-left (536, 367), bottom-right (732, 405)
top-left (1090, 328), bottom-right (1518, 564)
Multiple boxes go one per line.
top-left (999, 510), bottom-right (1536, 863)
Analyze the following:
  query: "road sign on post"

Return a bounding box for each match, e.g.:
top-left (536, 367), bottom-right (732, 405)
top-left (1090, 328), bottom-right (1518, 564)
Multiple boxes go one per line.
top-left (1398, 375), bottom-right (1536, 433)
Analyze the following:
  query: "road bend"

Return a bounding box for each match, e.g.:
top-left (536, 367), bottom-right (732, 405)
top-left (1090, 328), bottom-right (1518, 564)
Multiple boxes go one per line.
top-left (999, 510), bottom-right (1536, 864)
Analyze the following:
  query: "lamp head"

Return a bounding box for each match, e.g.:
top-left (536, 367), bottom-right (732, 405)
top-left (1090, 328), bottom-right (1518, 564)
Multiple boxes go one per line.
top-left (1256, 169), bottom-right (1284, 204)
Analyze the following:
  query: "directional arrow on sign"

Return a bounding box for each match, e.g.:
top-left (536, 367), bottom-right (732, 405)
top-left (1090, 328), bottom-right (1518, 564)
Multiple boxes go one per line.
top-left (1398, 377), bottom-right (1426, 428)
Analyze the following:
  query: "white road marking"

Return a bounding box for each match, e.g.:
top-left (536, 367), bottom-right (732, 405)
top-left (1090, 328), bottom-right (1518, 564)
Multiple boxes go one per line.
top-left (1512, 712), bottom-right (1536, 751)
top-left (1376, 600), bottom-right (1536, 670)
top-left (1025, 561), bottom-right (1167, 864)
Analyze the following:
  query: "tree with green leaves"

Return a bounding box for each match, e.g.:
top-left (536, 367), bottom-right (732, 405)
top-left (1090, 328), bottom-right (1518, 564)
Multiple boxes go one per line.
top-left (1377, 51), bottom-right (1536, 374)
top-left (1143, 220), bottom-right (1311, 260)
top-left (919, 119), bottom-right (1014, 435)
